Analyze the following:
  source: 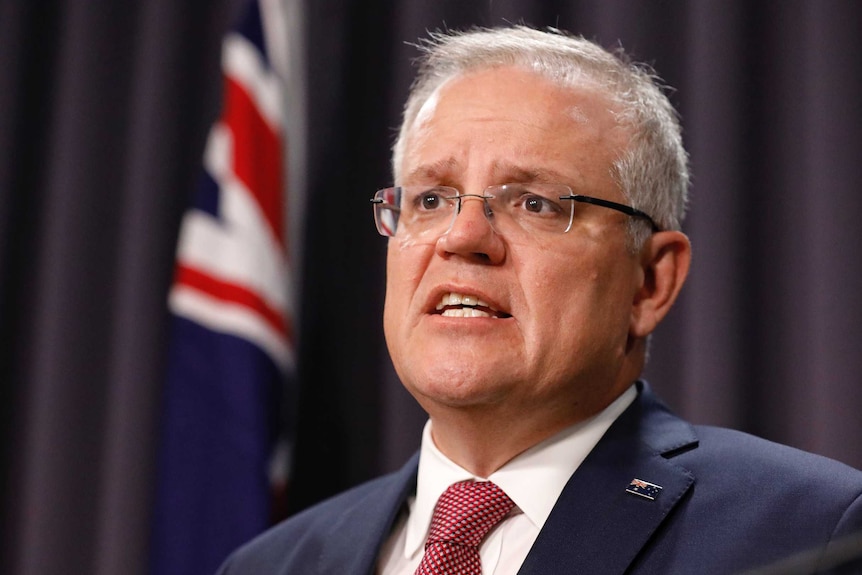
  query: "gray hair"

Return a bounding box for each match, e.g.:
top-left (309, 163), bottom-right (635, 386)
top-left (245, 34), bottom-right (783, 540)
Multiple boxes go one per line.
top-left (392, 26), bottom-right (689, 249)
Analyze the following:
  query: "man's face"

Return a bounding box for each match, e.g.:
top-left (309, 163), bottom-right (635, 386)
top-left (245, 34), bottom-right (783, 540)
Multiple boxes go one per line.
top-left (384, 66), bottom-right (645, 423)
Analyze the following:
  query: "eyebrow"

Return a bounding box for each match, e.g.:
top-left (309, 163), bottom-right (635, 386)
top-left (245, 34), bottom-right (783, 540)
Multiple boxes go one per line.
top-left (493, 164), bottom-right (569, 184)
top-left (405, 159), bottom-right (570, 186)
top-left (404, 157), bottom-right (462, 183)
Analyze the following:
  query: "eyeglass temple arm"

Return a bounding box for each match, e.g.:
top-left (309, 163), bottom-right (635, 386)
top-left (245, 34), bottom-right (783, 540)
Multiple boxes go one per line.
top-left (560, 195), bottom-right (659, 231)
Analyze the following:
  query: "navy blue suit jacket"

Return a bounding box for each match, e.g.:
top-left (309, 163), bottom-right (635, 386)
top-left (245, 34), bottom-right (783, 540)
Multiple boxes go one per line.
top-left (218, 383), bottom-right (862, 574)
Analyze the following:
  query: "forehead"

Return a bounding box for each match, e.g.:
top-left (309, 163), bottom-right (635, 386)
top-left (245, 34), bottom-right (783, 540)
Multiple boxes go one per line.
top-left (400, 66), bottom-right (629, 187)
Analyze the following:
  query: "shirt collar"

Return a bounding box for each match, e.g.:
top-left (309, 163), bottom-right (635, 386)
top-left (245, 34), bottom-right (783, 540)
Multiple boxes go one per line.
top-left (403, 384), bottom-right (638, 558)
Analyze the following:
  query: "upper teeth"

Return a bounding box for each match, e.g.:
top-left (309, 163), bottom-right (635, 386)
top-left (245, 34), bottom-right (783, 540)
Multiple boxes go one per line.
top-left (436, 292), bottom-right (496, 317)
top-left (436, 292), bottom-right (490, 310)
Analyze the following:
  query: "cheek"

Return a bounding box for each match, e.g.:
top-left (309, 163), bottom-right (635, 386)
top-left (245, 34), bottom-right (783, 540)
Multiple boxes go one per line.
top-left (386, 242), bottom-right (427, 294)
top-left (522, 248), bottom-right (594, 310)
top-left (521, 249), bottom-right (628, 351)
top-left (384, 242), bottom-right (432, 328)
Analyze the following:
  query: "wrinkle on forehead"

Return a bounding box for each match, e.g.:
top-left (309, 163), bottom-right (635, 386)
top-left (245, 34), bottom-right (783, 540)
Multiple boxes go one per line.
top-left (400, 66), bottom-right (629, 193)
top-left (412, 69), bottom-right (597, 132)
top-left (406, 158), bottom-right (573, 187)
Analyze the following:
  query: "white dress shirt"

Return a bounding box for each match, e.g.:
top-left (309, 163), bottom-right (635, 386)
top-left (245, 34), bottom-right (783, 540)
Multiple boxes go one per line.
top-left (377, 385), bottom-right (637, 575)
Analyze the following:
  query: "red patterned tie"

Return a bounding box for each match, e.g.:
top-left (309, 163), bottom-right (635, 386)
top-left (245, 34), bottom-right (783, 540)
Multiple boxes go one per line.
top-left (415, 481), bottom-right (515, 575)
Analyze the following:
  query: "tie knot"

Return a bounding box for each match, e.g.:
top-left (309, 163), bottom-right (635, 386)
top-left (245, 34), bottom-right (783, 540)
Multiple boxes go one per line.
top-left (427, 481), bottom-right (514, 548)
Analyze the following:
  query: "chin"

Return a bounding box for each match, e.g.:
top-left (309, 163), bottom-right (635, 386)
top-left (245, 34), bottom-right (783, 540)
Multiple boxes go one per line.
top-left (402, 364), bottom-right (512, 409)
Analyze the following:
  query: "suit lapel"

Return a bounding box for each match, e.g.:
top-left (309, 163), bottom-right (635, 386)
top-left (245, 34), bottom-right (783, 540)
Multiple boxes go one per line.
top-left (312, 384), bottom-right (696, 575)
top-left (318, 454), bottom-right (419, 575)
top-left (518, 382), bottom-right (698, 575)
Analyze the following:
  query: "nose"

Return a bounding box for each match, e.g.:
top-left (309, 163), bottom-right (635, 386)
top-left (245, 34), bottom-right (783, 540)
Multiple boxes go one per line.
top-left (435, 195), bottom-right (506, 264)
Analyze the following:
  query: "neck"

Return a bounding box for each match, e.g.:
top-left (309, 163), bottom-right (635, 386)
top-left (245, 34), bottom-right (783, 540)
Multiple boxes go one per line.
top-left (425, 380), bottom-right (632, 478)
top-left (418, 346), bottom-right (646, 477)
top-left (428, 412), bottom-right (555, 478)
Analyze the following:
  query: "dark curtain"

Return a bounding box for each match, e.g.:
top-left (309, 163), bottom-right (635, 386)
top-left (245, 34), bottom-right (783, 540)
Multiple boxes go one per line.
top-left (1, 1), bottom-right (861, 574)
top-left (0, 1), bottom-right (237, 574)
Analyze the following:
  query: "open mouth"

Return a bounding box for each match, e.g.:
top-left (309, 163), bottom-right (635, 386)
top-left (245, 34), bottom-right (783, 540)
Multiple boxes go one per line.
top-left (433, 292), bottom-right (512, 319)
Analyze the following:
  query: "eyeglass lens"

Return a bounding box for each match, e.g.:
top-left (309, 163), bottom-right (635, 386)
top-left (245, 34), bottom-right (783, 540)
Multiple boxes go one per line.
top-left (373, 183), bottom-right (576, 239)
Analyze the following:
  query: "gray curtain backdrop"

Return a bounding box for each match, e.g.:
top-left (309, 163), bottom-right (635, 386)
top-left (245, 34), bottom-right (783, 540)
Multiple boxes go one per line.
top-left (0, 1), bottom-right (237, 574)
top-left (1, 1), bottom-right (860, 574)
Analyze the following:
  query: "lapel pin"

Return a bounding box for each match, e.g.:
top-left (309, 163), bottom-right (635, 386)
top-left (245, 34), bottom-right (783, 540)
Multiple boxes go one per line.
top-left (626, 478), bottom-right (663, 500)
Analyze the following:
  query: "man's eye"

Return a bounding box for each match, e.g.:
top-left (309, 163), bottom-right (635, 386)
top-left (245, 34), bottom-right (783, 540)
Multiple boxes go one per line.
top-left (519, 194), bottom-right (561, 214)
top-left (421, 194), bottom-right (439, 209)
top-left (417, 190), bottom-right (447, 211)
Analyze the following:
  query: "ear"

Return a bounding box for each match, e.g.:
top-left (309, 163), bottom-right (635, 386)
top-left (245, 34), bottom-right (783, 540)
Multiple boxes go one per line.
top-left (629, 231), bottom-right (691, 338)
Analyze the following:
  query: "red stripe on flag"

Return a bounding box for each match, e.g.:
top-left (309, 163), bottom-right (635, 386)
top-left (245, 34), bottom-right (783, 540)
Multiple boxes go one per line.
top-left (222, 74), bottom-right (285, 244)
top-left (175, 264), bottom-right (293, 343)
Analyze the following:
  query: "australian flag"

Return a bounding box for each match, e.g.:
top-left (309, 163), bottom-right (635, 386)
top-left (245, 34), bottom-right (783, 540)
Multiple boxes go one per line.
top-left (149, 1), bottom-right (294, 574)
top-left (626, 478), bottom-right (663, 501)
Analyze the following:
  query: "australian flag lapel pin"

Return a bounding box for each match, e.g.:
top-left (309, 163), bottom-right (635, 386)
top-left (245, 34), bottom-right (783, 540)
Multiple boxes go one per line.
top-left (626, 478), bottom-right (663, 501)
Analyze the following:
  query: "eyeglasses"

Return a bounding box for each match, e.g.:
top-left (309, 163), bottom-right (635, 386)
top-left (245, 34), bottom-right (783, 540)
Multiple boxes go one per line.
top-left (370, 183), bottom-right (659, 240)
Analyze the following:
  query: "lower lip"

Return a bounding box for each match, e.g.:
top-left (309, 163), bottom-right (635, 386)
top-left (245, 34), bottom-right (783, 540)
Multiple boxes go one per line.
top-left (426, 313), bottom-right (513, 327)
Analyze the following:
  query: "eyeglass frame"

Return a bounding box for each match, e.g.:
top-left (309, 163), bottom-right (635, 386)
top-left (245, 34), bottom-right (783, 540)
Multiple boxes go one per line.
top-left (370, 183), bottom-right (660, 238)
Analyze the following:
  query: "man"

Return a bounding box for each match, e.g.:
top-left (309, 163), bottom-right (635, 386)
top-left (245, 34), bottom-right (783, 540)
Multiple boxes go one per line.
top-left (217, 26), bottom-right (862, 574)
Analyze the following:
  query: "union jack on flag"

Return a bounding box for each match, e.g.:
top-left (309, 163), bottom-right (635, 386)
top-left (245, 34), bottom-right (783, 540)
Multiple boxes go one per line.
top-left (149, 1), bottom-right (295, 574)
